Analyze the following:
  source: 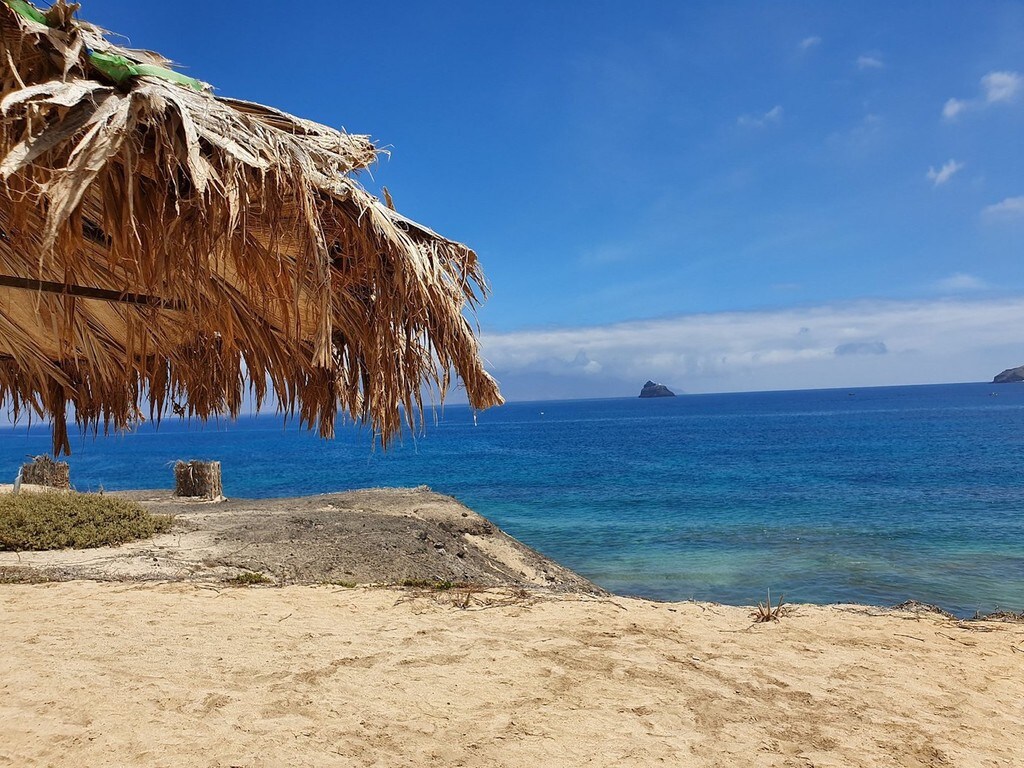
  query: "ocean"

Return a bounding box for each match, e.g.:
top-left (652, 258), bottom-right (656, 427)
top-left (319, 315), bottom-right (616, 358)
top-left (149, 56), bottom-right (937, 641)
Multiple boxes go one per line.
top-left (3, 382), bottom-right (1023, 617)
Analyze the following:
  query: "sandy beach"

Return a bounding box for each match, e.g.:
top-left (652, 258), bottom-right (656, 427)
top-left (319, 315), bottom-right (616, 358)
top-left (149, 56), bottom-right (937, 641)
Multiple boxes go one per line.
top-left (2, 487), bottom-right (1024, 768)
top-left (1, 490), bottom-right (1023, 766)
top-left (0, 580), bottom-right (1021, 767)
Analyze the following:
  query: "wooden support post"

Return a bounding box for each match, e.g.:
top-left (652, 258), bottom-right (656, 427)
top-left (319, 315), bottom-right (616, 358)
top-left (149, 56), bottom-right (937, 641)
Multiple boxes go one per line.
top-left (20, 455), bottom-right (71, 489)
top-left (173, 460), bottom-right (223, 500)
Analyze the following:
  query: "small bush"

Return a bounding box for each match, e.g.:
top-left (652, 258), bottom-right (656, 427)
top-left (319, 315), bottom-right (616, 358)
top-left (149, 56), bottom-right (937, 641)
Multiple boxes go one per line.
top-left (0, 492), bottom-right (173, 551)
top-left (226, 571), bottom-right (272, 586)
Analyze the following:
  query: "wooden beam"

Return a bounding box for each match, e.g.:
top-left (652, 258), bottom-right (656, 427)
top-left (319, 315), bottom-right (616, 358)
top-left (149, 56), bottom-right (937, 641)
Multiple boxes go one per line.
top-left (0, 275), bottom-right (186, 310)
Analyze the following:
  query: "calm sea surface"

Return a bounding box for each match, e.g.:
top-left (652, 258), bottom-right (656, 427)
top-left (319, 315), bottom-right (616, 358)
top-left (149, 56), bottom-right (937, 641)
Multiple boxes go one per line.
top-left (3, 382), bottom-right (1024, 616)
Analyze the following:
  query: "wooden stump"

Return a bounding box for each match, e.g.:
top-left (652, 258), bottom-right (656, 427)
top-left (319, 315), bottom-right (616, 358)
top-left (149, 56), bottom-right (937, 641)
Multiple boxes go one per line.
top-left (173, 460), bottom-right (223, 499)
top-left (21, 455), bottom-right (71, 489)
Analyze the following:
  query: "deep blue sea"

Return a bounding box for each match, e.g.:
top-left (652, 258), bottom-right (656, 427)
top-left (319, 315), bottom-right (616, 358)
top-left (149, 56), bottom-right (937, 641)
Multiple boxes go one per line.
top-left (3, 382), bottom-right (1024, 617)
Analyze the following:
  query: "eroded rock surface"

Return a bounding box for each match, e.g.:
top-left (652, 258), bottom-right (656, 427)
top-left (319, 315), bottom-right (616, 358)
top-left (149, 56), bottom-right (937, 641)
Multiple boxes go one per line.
top-left (0, 487), bottom-right (603, 593)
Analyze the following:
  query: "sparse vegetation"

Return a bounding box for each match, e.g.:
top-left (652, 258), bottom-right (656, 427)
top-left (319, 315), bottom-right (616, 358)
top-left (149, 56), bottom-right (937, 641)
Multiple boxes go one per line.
top-left (0, 492), bottom-right (173, 551)
top-left (226, 571), bottom-right (272, 586)
top-left (401, 583), bottom-right (535, 611)
top-left (400, 578), bottom-right (460, 590)
top-left (0, 565), bottom-right (53, 583)
top-left (893, 600), bottom-right (956, 619)
top-left (324, 579), bottom-right (357, 588)
top-left (453, 585), bottom-right (487, 609)
top-left (752, 589), bottom-right (786, 623)
top-left (970, 609), bottom-right (1024, 623)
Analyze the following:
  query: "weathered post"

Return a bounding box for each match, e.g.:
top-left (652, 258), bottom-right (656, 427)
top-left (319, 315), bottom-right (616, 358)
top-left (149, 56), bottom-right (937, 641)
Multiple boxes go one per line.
top-left (21, 455), bottom-right (71, 489)
top-left (173, 460), bottom-right (223, 500)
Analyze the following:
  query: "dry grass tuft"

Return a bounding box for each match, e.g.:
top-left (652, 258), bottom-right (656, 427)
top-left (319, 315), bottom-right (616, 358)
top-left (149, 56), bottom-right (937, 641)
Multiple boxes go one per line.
top-left (399, 578), bottom-right (461, 591)
top-left (752, 589), bottom-right (786, 623)
top-left (398, 583), bottom-right (539, 611)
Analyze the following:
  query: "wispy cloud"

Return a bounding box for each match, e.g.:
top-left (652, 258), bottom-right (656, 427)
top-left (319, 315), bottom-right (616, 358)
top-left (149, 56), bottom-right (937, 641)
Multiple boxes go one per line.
top-left (981, 71), bottom-right (1022, 103)
top-left (982, 195), bottom-right (1024, 220)
top-left (737, 105), bottom-right (783, 128)
top-left (942, 98), bottom-right (967, 119)
top-left (856, 54), bottom-right (884, 70)
top-left (933, 273), bottom-right (988, 292)
top-left (943, 70), bottom-right (1021, 119)
top-left (926, 159), bottom-right (964, 186)
top-left (799, 36), bottom-right (822, 51)
top-left (826, 113), bottom-right (883, 154)
top-left (481, 298), bottom-right (1024, 400)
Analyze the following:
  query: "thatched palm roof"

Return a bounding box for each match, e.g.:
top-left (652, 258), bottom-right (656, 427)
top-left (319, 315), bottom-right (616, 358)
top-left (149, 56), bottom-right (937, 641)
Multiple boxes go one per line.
top-left (0, 0), bottom-right (502, 454)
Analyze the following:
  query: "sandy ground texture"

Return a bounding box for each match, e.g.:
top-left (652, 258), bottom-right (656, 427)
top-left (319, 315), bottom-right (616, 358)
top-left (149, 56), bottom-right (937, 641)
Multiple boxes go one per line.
top-left (0, 487), bottom-right (599, 592)
top-left (0, 581), bottom-right (1021, 768)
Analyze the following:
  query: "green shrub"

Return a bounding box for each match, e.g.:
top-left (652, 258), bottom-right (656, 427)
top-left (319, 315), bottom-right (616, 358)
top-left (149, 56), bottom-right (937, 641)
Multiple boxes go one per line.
top-left (226, 571), bottom-right (272, 585)
top-left (0, 492), bottom-right (173, 551)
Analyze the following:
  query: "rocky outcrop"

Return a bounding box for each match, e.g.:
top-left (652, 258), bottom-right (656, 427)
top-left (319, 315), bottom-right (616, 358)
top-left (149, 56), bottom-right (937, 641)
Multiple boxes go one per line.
top-left (993, 366), bottom-right (1024, 383)
top-left (639, 380), bottom-right (675, 398)
top-left (0, 487), bottom-right (605, 593)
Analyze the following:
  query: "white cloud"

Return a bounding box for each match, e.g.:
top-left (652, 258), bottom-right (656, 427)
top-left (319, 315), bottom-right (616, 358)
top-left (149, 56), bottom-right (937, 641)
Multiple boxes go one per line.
top-left (799, 36), bottom-right (821, 51)
top-left (982, 195), bottom-right (1024, 220)
top-left (926, 159), bottom-right (964, 186)
top-left (942, 98), bottom-right (967, 119)
top-left (737, 105), bottom-right (783, 128)
top-left (981, 71), bottom-right (1022, 103)
top-left (857, 54), bottom-right (884, 70)
top-left (943, 70), bottom-right (1021, 119)
top-left (933, 273), bottom-right (988, 292)
top-left (481, 298), bottom-right (1024, 400)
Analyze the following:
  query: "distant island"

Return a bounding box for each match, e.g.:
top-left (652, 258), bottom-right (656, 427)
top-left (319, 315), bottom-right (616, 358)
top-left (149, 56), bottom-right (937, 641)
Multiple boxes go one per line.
top-left (639, 380), bottom-right (676, 398)
top-left (993, 365), bottom-right (1024, 383)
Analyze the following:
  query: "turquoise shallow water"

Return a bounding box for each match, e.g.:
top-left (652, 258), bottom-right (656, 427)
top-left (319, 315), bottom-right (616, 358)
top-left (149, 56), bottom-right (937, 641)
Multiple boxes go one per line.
top-left (3, 382), bottom-right (1024, 617)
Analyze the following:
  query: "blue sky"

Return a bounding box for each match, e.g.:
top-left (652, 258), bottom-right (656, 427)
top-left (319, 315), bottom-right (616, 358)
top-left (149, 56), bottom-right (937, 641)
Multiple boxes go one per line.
top-left (34, 1), bottom-right (1024, 398)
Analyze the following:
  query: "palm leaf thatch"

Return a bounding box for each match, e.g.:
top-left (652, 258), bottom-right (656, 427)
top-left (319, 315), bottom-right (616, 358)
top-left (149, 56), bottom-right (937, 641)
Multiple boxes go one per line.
top-left (0, 0), bottom-right (502, 454)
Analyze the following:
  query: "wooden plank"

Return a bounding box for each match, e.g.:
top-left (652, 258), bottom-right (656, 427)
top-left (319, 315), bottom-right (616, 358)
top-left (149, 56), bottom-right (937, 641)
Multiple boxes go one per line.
top-left (0, 274), bottom-right (186, 310)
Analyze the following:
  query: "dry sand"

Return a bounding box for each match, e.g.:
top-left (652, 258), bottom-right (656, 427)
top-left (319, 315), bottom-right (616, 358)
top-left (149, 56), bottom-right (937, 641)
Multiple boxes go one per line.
top-left (1, 489), bottom-right (1021, 765)
top-left (1, 581), bottom-right (1022, 767)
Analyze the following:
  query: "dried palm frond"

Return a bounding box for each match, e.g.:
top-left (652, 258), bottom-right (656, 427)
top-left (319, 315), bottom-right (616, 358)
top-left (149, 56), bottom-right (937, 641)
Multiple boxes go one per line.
top-left (0, 0), bottom-right (502, 454)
